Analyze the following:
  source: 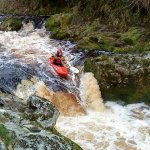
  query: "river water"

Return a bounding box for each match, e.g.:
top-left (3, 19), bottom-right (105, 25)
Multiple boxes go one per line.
top-left (0, 21), bottom-right (149, 150)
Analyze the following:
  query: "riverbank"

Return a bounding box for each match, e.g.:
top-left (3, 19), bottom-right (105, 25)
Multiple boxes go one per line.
top-left (45, 13), bottom-right (150, 54)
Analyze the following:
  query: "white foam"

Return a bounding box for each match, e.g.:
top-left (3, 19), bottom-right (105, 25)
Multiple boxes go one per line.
top-left (56, 103), bottom-right (150, 150)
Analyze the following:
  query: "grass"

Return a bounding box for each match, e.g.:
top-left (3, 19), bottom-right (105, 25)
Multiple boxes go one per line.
top-left (0, 124), bottom-right (12, 147)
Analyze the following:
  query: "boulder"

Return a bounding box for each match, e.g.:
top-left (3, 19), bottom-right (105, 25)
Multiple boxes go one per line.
top-left (0, 93), bottom-right (82, 149)
top-left (84, 54), bottom-right (150, 103)
top-left (26, 95), bottom-right (59, 129)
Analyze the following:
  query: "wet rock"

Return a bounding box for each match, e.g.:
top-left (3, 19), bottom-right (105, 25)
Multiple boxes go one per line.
top-left (27, 95), bottom-right (59, 129)
top-left (23, 124), bottom-right (41, 133)
top-left (13, 132), bottom-right (73, 150)
top-left (0, 98), bottom-right (5, 106)
top-left (0, 92), bottom-right (27, 112)
top-left (0, 93), bottom-right (59, 128)
top-left (84, 54), bottom-right (150, 103)
top-left (0, 64), bottom-right (36, 93)
top-left (0, 93), bottom-right (82, 150)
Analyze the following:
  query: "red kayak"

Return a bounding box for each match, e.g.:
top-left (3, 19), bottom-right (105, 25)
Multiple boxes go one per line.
top-left (49, 58), bottom-right (68, 78)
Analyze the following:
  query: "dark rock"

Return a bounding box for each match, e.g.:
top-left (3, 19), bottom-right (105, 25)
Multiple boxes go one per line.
top-left (23, 125), bottom-right (41, 133)
top-left (0, 92), bottom-right (27, 112)
top-left (0, 98), bottom-right (5, 106)
top-left (27, 95), bottom-right (59, 129)
top-left (0, 64), bottom-right (36, 93)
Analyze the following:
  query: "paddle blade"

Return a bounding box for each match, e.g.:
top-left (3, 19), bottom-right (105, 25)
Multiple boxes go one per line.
top-left (70, 67), bottom-right (79, 74)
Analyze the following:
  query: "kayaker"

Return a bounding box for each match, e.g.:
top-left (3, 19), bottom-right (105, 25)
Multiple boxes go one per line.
top-left (56, 49), bottom-right (65, 61)
top-left (53, 57), bottom-right (63, 66)
top-left (56, 49), bottom-right (62, 57)
top-left (50, 49), bottom-right (66, 66)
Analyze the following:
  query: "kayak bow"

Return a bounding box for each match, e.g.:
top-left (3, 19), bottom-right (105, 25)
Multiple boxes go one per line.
top-left (49, 58), bottom-right (68, 77)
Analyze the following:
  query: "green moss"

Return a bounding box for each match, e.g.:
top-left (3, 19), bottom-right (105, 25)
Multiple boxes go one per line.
top-left (50, 128), bottom-right (82, 150)
top-left (100, 42), bottom-right (114, 51)
top-left (102, 85), bottom-right (150, 104)
top-left (0, 18), bottom-right (22, 31)
top-left (114, 47), bottom-right (124, 53)
top-left (0, 124), bottom-right (12, 147)
top-left (131, 42), bottom-right (150, 53)
top-left (122, 27), bottom-right (141, 45)
top-left (77, 38), bottom-right (100, 50)
top-left (51, 30), bottom-right (71, 40)
top-left (45, 13), bottom-right (72, 31)
top-left (97, 55), bottom-right (109, 61)
top-left (63, 136), bottom-right (82, 150)
top-left (45, 17), bottom-right (60, 32)
top-left (45, 11), bottom-right (150, 53)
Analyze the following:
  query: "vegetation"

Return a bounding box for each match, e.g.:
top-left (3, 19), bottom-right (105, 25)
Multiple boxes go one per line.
top-left (0, 124), bottom-right (12, 147)
top-left (0, 18), bottom-right (22, 31)
top-left (45, 13), bottom-right (150, 53)
top-left (43, 0), bottom-right (150, 53)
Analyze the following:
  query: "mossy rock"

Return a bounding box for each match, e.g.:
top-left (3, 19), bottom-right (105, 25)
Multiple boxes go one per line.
top-left (84, 55), bottom-right (150, 103)
top-left (0, 18), bottom-right (22, 31)
top-left (127, 42), bottom-right (150, 53)
top-left (0, 124), bottom-right (12, 147)
top-left (45, 13), bottom-right (73, 32)
top-left (50, 30), bottom-right (71, 40)
top-left (101, 85), bottom-right (150, 104)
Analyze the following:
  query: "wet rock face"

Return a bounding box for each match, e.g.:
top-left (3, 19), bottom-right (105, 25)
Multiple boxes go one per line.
top-left (13, 133), bottom-right (72, 150)
top-left (0, 64), bottom-right (36, 93)
top-left (0, 93), bottom-right (82, 150)
top-left (0, 63), bottom-right (70, 94)
top-left (0, 94), bottom-right (59, 128)
top-left (27, 96), bottom-right (59, 128)
top-left (84, 54), bottom-right (150, 103)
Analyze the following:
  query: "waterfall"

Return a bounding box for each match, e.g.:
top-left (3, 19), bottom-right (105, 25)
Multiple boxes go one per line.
top-left (79, 72), bottom-right (105, 112)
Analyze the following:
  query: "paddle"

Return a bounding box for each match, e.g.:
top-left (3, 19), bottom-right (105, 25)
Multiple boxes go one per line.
top-left (70, 66), bottom-right (79, 74)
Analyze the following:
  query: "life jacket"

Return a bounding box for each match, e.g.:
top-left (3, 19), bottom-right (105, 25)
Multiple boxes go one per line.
top-left (53, 57), bottom-right (62, 65)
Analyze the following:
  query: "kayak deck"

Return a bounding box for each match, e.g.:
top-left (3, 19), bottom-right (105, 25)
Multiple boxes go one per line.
top-left (49, 58), bottom-right (68, 77)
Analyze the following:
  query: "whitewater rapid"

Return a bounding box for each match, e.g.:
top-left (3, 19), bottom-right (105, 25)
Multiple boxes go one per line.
top-left (0, 22), bottom-right (83, 94)
top-left (0, 21), bottom-right (150, 150)
top-left (56, 102), bottom-right (150, 150)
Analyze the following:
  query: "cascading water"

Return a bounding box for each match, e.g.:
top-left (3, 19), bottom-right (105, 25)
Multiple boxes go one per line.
top-left (0, 20), bottom-right (87, 116)
top-left (0, 21), bottom-right (81, 94)
top-left (0, 18), bottom-right (150, 150)
top-left (56, 102), bottom-right (150, 150)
